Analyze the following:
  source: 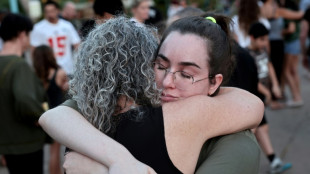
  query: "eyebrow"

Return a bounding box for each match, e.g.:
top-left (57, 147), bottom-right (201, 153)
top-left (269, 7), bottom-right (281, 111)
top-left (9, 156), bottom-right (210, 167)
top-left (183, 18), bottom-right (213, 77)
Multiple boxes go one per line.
top-left (157, 53), bottom-right (201, 69)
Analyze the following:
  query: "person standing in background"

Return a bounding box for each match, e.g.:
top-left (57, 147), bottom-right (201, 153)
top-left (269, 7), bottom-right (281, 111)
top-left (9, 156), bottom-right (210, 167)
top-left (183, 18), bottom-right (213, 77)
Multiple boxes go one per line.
top-left (130, 0), bottom-right (150, 24)
top-left (279, 0), bottom-right (303, 107)
top-left (32, 45), bottom-right (68, 174)
top-left (30, 0), bottom-right (80, 76)
top-left (0, 13), bottom-right (47, 174)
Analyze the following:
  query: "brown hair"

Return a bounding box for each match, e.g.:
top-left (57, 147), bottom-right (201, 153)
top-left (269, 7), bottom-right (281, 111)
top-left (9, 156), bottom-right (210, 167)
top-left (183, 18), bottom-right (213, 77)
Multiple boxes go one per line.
top-left (238, 0), bottom-right (260, 34)
top-left (32, 45), bottom-right (59, 85)
top-left (156, 12), bottom-right (235, 96)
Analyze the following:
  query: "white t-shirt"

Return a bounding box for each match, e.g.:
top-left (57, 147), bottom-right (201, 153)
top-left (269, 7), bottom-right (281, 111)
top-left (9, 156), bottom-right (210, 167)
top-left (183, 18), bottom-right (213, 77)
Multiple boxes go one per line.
top-left (30, 19), bottom-right (80, 74)
top-left (232, 15), bottom-right (270, 48)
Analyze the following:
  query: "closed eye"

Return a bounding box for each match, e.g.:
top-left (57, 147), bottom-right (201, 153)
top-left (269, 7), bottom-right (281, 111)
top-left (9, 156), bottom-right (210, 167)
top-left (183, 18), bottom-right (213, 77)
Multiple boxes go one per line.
top-left (180, 71), bottom-right (193, 79)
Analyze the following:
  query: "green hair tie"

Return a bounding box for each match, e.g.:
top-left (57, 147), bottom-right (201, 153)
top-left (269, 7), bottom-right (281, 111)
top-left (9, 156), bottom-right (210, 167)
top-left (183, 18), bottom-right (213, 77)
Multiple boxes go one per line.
top-left (205, 16), bottom-right (216, 24)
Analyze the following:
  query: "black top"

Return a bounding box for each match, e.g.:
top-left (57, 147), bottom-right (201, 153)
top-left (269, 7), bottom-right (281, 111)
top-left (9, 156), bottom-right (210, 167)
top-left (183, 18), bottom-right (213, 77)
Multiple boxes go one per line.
top-left (112, 106), bottom-right (182, 174)
top-left (63, 100), bottom-right (182, 173)
top-left (46, 69), bottom-right (64, 109)
top-left (228, 43), bottom-right (259, 94)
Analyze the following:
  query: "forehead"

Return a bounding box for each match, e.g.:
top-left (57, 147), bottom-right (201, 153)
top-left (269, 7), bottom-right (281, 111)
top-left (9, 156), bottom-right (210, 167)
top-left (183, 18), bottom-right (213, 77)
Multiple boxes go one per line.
top-left (44, 4), bottom-right (58, 11)
top-left (158, 31), bottom-right (209, 68)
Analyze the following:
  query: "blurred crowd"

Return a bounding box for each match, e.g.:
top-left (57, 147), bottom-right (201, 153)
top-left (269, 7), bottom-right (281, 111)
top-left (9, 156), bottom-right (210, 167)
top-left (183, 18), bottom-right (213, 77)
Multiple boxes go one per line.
top-left (0, 0), bottom-right (309, 174)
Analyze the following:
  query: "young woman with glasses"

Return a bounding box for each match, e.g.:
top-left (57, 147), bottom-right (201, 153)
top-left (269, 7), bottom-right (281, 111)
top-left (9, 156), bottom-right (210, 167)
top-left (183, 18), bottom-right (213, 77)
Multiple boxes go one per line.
top-left (39, 14), bottom-right (263, 174)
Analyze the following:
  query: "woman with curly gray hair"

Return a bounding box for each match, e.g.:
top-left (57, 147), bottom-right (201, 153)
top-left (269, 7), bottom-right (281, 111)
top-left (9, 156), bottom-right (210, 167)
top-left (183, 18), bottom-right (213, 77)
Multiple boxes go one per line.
top-left (69, 16), bottom-right (160, 134)
top-left (40, 15), bottom-right (263, 173)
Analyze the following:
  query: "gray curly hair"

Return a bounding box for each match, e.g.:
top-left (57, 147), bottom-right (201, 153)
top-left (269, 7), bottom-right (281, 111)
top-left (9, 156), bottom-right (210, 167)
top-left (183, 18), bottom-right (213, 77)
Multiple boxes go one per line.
top-left (69, 16), bottom-right (161, 133)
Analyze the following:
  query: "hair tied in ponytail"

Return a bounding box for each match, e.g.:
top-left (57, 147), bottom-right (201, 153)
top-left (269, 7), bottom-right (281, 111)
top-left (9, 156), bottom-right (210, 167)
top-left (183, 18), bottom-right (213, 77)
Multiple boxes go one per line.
top-left (205, 16), bottom-right (217, 24)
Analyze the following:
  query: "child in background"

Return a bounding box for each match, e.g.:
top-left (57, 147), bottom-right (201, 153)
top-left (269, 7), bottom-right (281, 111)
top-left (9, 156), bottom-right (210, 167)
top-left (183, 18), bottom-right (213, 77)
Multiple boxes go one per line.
top-left (32, 45), bottom-right (68, 174)
top-left (248, 22), bottom-right (292, 174)
top-left (248, 22), bottom-right (282, 106)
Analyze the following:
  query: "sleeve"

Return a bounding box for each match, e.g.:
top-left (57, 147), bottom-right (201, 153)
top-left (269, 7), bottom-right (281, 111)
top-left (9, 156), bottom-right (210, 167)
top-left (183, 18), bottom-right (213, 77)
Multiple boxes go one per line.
top-left (231, 15), bottom-right (239, 33)
top-left (68, 23), bottom-right (81, 45)
top-left (260, 18), bottom-right (271, 30)
top-left (61, 99), bottom-right (81, 113)
top-left (30, 26), bottom-right (45, 47)
top-left (195, 131), bottom-right (260, 174)
top-left (12, 60), bottom-right (46, 123)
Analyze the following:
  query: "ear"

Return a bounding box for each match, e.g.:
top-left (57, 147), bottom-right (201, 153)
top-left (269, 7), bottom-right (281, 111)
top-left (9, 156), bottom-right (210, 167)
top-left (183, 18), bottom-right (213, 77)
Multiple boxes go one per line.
top-left (18, 31), bottom-right (27, 38)
top-left (208, 74), bottom-right (223, 96)
top-left (250, 35), bottom-right (255, 42)
top-left (16, 31), bottom-right (28, 42)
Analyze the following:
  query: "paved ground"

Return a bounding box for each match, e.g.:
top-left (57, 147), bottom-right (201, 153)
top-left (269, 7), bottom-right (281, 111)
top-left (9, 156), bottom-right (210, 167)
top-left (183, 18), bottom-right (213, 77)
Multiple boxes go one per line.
top-left (1, 68), bottom-right (309, 174)
top-left (259, 68), bottom-right (310, 174)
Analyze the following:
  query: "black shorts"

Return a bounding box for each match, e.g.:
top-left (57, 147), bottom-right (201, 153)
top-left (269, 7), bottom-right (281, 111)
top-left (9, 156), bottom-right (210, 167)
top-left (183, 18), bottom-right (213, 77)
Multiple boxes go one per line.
top-left (258, 112), bottom-right (268, 126)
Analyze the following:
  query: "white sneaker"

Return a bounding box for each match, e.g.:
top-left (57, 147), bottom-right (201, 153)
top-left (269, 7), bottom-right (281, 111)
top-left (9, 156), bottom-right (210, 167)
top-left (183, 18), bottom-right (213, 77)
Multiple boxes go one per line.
top-left (270, 157), bottom-right (292, 174)
top-left (286, 100), bottom-right (304, 108)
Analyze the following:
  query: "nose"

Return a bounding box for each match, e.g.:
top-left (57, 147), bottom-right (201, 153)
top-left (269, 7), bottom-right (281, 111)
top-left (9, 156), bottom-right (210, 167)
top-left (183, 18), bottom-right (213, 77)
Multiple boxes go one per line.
top-left (162, 72), bottom-right (176, 89)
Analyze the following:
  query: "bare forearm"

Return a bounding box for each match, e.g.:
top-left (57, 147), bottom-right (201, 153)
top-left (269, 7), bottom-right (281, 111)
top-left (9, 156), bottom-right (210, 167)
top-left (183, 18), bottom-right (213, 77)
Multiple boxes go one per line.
top-left (175, 87), bottom-right (264, 139)
top-left (277, 8), bottom-right (303, 20)
top-left (300, 20), bottom-right (309, 55)
top-left (208, 87), bottom-right (264, 135)
top-left (39, 106), bottom-right (133, 167)
top-left (268, 63), bottom-right (279, 88)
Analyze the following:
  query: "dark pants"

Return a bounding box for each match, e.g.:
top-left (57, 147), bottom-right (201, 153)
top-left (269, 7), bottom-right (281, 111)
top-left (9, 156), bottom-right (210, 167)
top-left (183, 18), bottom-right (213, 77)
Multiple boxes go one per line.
top-left (4, 149), bottom-right (43, 174)
top-left (269, 40), bottom-right (285, 85)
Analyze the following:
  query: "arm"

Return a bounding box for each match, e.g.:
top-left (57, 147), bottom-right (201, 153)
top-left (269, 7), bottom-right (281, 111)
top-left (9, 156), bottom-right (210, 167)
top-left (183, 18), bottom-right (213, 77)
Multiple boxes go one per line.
top-left (163, 87), bottom-right (264, 141)
top-left (258, 82), bottom-right (271, 104)
top-left (195, 131), bottom-right (260, 174)
top-left (300, 19), bottom-right (309, 68)
top-left (55, 69), bottom-right (69, 91)
top-left (39, 106), bottom-right (156, 174)
top-left (276, 8), bottom-right (304, 20)
top-left (63, 152), bottom-right (109, 174)
top-left (282, 21), bottom-right (296, 35)
top-left (268, 62), bottom-right (282, 98)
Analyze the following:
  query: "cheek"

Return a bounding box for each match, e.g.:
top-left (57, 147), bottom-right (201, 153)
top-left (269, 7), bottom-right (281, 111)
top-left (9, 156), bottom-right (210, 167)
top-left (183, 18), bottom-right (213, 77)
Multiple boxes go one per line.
top-left (184, 83), bottom-right (210, 96)
top-left (155, 74), bottom-right (163, 89)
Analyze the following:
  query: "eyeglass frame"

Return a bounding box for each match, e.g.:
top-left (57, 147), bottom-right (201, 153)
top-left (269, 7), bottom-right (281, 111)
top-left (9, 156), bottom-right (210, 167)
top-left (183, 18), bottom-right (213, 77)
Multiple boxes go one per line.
top-left (153, 62), bottom-right (214, 85)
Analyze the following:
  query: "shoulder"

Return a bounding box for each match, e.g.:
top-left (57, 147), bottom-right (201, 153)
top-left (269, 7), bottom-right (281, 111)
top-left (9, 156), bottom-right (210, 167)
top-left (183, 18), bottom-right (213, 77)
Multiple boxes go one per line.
top-left (259, 17), bottom-right (271, 29)
top-left (196, 130), bottom-right (260, 174)
top-left (56, 68), bottom-right (67, 79)
top-left (59, 19), bottom-right (75, 28)
top-left (232, 15), bottom-right (238, 22)
top-left (13, 57), bottom-right (31, 70)
top-left (231, 15), bottom-right (239, 29)
top-left (34, 20), bottom-right (48, 29)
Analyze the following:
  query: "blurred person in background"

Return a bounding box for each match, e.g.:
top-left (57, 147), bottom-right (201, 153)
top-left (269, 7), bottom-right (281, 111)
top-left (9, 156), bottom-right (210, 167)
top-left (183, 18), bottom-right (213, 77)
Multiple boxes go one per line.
top-left (167, 0), bottom-right (186, 18)
top-left (130, 0), bottom-right (150, 24)
top-left (32, 45), bottom-right (69, 174)
top-left (145, 0), bottom-right (163, 26)
top-left (0, 10), bottom-right (8, 51)
top-left (279, 0), bottom-right (303, 107)
top-left (60, 1), bottom-right (80, 30)
top-left (0, 13), bottom-right (47, 174)
top-left (247, 22), bottom-right (292, 174)
top-left (232, 0), bottom-right (270, 48)
top-left (260, 0), bottom-right (303, 109)
top-left (30, 0), bottom-right (80, 76)
top-left (300, 6), bottom-right (310, 78)
top-left (166, 6), bottom-right (204, 27)
top-left (79, 0), bottom-right (124, 40)
top-left (60, 1), bottom-right (77, 22)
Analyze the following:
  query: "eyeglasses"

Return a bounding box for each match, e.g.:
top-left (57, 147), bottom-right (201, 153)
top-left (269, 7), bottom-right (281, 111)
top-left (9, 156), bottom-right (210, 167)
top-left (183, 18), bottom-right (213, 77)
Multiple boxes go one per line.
top-left (153, 62), bottom-right (213, 90)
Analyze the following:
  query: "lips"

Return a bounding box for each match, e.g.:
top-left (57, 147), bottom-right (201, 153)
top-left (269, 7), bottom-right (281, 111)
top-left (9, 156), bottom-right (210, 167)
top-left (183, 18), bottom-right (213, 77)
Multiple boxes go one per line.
top-left (161, 93), bottom-right (178, 102)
